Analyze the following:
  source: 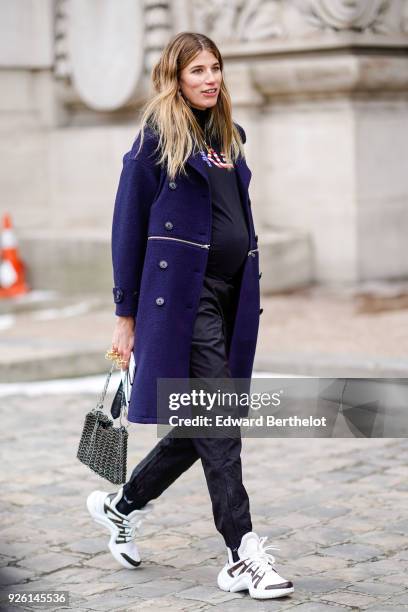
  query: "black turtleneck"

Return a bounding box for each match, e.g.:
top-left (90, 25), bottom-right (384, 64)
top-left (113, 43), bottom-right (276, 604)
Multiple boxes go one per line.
top-left (190, 105), bottom-right (249, 284)
top-left (191, 105), bottom-right (211, 136)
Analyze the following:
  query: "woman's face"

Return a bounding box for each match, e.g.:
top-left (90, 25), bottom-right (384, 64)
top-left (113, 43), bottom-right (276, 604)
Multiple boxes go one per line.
top-left (179, 49), bottom-right (222, 110)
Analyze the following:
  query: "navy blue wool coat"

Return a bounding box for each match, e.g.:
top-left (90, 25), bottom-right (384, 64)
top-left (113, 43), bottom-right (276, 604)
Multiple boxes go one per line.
top-left (111, 122), bottom-right (260, 424)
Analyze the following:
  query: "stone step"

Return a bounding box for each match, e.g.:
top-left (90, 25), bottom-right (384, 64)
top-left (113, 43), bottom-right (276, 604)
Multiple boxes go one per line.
top-left (15, 228), bottom-right (313, 296)
top-left (258, 229), bottom-right (313, 293)
top-left (18, 230), bottom-right (111, 295)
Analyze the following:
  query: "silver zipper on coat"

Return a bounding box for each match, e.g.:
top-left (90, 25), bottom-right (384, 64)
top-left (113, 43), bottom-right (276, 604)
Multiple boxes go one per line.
top-left (148, 235), bottom-right (210, 249)
top-left (248, 248), bottom-right (259, 257)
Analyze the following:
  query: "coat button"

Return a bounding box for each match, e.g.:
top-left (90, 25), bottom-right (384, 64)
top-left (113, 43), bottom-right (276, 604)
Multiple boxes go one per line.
top-left (168, 181), bottom-right (177, 190)
top-left (112, 287), bottom-right (124, 303)
top-left (259, 308), bottom-right (263, 315)
top-left (259, 272), bottom-right (262, 279)
top-left (164, 221), bottom-right (173, 230)
top-left (156, 297), bottom-right (165, 306)
top-left (159, 260), bottom-right (168, 269)
top-left (255, 234), bottom-right (258, 243)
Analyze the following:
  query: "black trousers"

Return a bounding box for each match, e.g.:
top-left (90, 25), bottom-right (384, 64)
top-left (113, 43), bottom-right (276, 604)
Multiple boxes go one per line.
top-left (122, 275), bottom-right (252, 554)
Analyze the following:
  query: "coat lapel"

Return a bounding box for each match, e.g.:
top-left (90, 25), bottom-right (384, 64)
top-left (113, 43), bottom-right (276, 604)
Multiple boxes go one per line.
top-left (235, 155), bottom-right (252, 194)
top-left (186, 152), bottom-right (209, 185)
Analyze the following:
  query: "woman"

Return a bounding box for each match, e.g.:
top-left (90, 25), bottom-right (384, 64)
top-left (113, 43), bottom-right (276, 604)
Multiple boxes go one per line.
top-left (87, 32), bottom-right (294, 600)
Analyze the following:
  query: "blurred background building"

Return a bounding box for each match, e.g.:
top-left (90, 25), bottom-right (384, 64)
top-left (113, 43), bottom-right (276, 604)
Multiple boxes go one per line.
top-left (1, 0), bottom-right (408, 297)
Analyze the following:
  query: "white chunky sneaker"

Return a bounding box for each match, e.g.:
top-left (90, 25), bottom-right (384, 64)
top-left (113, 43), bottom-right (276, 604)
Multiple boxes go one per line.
top-left (217, 532), bottom-right (294, 600)
top-left (86, 486), bottom-right (153, 569)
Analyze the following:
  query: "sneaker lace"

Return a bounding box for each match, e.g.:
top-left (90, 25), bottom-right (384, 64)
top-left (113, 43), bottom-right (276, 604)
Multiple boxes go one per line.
top-left (244, 537), bottom-right (280, 574)
top-left (122, 507), bottom-right (152, 541)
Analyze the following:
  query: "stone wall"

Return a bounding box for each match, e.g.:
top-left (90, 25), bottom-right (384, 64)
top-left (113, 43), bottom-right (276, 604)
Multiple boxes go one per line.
top-left (1, 0), bottom-right (407, 293)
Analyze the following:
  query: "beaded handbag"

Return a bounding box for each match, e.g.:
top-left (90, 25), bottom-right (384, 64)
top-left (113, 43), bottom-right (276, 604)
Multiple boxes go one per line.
top-left (77, 363), bottom-right (129, 484)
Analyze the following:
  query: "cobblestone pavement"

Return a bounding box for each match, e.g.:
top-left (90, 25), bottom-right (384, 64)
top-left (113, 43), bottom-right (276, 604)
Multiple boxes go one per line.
top-left (1, 391), bottom-right (407, 611)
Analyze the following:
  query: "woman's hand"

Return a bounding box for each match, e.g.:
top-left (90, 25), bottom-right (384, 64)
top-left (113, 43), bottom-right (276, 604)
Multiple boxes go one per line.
top-left (112, 316), bottom-right (135, 370)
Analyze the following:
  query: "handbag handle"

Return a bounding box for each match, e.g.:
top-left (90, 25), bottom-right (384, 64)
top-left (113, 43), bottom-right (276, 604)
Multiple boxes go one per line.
top-left (119, 385), bottom-right (129, 429)
top-left (94, 362), bottom-right (116, 412)
top-left (93, 362), bottom-right (130, 429)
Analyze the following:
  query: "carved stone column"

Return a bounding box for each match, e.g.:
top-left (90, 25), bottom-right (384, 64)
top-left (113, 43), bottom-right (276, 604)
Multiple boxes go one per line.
top-left (185, 0), bottom-right (408, 286)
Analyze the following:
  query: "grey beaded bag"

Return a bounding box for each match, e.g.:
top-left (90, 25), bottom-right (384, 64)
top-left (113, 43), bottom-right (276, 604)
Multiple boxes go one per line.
top-left (77, 363), bottom-right (129, 484)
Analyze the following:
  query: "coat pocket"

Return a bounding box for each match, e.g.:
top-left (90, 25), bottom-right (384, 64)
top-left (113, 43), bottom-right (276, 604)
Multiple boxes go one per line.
top-left (147, 235), bottom-right (210, 250)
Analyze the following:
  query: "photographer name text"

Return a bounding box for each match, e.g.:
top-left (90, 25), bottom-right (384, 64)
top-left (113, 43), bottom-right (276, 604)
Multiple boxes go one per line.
top-left (167, 415), bottom-right (327, 428)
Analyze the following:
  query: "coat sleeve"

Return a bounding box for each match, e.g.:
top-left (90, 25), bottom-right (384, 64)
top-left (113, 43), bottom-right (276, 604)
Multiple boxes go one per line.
top-left (111, 131), bottom-right (162, 317)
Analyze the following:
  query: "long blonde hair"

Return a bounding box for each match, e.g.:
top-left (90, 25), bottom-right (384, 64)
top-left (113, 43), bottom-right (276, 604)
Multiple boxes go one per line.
top-left (135, 32), bottom-right (245, 180)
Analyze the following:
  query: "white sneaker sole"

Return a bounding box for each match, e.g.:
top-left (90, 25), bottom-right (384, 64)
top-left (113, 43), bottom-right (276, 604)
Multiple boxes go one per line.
top-left (86, 490), bottom-right (141, 570)
top-left (217, 567), bottom-right (294, 600)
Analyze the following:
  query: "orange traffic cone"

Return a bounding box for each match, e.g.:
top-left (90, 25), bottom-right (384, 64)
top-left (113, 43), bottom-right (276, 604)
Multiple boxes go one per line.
top-left (0, 213), bottom-right (30, 297)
